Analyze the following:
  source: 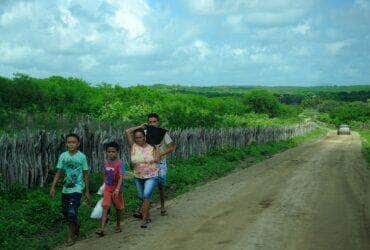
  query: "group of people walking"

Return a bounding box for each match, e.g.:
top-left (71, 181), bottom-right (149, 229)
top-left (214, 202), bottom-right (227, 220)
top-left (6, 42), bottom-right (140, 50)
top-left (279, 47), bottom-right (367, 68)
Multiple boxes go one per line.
top-left (50, 113), bottom-right (174, 246)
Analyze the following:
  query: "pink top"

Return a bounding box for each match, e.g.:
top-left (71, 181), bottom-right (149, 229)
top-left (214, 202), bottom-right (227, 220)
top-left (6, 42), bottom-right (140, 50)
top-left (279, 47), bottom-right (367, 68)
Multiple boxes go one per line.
top-left (131, 143), bottom-right (158, 179)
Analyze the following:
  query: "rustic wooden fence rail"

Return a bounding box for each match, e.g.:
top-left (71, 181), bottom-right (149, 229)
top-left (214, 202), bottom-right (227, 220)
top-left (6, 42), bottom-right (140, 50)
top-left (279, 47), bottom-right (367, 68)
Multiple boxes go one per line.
top-left (0, 123), bottom-right (316, 188)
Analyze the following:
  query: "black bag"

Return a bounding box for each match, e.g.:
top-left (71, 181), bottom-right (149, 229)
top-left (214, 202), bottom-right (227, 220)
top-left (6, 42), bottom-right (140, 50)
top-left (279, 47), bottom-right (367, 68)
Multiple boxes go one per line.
top-left (145, 125), bottom-right (167, 146)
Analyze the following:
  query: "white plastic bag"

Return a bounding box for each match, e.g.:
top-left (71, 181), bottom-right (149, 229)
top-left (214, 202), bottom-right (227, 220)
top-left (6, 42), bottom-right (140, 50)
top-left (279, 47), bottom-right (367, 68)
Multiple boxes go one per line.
top-left (90, 198), bottom-right (103, 219)
top-left (97, 183), bottom-right (105, 195)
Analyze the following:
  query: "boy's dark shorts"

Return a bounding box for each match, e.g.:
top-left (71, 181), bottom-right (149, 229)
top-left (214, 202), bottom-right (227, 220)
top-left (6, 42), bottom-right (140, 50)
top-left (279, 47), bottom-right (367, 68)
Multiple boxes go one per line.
top-left (61, 192), bottom-right (82, 224)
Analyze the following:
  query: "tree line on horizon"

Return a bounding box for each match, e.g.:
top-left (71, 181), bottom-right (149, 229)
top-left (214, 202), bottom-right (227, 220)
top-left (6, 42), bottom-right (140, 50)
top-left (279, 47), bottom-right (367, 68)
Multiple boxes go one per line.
top-left (0, 73), bottom-right (369, 132)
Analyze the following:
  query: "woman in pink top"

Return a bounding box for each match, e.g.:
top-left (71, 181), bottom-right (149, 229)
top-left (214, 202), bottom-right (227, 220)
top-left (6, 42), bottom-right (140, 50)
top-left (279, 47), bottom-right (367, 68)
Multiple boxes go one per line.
top-left (125, 125), bottom-right (159, 228)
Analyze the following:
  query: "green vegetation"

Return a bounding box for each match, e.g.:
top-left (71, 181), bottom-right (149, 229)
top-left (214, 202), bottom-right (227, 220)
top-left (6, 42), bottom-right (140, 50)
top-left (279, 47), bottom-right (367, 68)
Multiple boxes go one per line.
top-left (0, 127), bottom-right (327, 249)
top-left (0, 74), bottom-right (304, 132)
top-left (358, 129), bottom-right (370, 167)
top-left (1, 74), bottom-right (368, 133)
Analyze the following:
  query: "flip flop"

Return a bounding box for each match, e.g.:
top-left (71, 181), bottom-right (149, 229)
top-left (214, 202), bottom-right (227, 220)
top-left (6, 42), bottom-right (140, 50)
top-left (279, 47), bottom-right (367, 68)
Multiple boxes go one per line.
top-left (140, 219), bottom-right (151, 228)
top-left (65, 239), bottom-right (75, 247)
top-left (133, 212), bottom-right (143, 219)
top-left (95, 229), bottom-right (105, 237)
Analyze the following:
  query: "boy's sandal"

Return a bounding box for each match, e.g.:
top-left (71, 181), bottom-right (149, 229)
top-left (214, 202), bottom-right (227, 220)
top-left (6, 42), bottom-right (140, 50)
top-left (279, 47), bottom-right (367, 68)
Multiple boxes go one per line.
top-left (65, 239), bottom-right (76, 247)
top-left (133, 212), bottom-right (143, 219)
top-left (140, 219), bottom-right (152, 228)
top-left (95, 229), bottom-right (105, 237)
top-left (114, 227), bottom-right (122, 233)
top-left (160, 209), bottom-right (168, 216)
top-left (75, 223), bottom-right (80, 237)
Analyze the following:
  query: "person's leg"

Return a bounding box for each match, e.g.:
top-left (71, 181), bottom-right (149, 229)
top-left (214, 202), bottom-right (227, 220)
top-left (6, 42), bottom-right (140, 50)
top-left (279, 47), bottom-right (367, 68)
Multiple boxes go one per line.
top-left (141, 177), bottom-right (158, 228)
top-left (112, 192), bottom-right (124, 232)
top-left (134, 178), bottom-right (144, 218)
top-left (62, 193), bottom-right (82, 245)
top-left (115, 209), bottom-right (122, 232)
top-left (97, 207), bottom-right (109, 236)
top-left (97, 191), bottom-right (113, 236)
top-left (157, 160), bottom-right (168, 215)
top-left (67, 223), bottom-right (77, 245)
top-left (158, 182), bottom-right (166, 214)
top-left (106, 206), bottom-right (111, 224)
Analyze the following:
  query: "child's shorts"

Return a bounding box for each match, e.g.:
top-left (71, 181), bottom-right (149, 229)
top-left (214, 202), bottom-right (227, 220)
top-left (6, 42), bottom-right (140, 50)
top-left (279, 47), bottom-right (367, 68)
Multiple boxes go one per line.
top-left (102, 190), bottom-right (125, 210)
top-left (61, 192), bottom-right (82, 224)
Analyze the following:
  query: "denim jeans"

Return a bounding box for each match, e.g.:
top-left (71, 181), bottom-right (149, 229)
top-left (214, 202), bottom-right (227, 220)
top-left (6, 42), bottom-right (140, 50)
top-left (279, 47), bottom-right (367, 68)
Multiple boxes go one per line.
top-left (134, 177), bottom-right (158, 200)
top-left (157, 159), bottom-right (167, 187)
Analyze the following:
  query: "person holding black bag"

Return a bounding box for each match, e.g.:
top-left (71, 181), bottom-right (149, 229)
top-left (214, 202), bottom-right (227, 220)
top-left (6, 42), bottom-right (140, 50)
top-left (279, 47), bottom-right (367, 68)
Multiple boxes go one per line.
top-left (145, 113), bottom-right (175, 216)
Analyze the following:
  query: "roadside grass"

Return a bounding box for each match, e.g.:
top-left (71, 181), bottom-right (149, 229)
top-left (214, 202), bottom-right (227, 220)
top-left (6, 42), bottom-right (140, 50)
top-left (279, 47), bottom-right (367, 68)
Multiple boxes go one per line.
top-left (357, 129), bottom-right (370, 168)
top-left (0, 126), bottom-right (327, 249)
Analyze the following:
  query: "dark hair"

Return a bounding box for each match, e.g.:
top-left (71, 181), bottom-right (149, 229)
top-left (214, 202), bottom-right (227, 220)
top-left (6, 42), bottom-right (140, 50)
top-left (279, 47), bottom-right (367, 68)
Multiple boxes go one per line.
top-left (66, 133), bottom-right (80, 142)
top-left (134, 128), bottom-right (146, 138)
top-left (147, 113), bottom-right (159, 121)
top-left (105, 141), bottom-right (120, 151)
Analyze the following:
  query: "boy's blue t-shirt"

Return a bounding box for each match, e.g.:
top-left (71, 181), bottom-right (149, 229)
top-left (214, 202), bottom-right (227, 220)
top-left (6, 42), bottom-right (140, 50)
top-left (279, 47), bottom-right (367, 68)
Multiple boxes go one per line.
top-left (56, 151), bottom-right (89, 194)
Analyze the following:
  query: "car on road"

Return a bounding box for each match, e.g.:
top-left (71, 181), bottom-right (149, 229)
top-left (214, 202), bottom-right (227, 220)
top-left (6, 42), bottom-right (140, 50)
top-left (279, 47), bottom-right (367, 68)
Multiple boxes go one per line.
top-left (337, 124), bottom-right (351, 135)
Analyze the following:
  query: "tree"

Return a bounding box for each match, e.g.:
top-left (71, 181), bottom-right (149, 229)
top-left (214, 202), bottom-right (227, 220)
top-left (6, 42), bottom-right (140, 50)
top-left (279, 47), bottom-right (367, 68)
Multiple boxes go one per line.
top-left (243, 90), bottom-right (281, 117)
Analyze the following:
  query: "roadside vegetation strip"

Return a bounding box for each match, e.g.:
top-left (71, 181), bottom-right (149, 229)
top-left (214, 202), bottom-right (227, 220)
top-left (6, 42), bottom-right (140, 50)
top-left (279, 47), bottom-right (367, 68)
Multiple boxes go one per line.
top-left (0, 126), bottom-right (327, 250)
top-left (0, 123), bottom-right (315, 189)
top-left (358, 129), bottom-right (370, 167)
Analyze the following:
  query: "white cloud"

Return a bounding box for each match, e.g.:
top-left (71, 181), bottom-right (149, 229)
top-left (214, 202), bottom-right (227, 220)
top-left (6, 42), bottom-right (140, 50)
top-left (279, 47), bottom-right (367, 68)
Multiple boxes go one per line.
top-left (325, 40), bottom-right (353, 55)
top-left (243, 10), bottom-right (305, 26)
top-left (193, 40), bottom-right (211, 59)
top-left (0, 0), bottom-right (369, 85)
top-left (59, 7), bottom-right (79, 27)
top-left (232, 48), bottom-right (247, 56)
top-left (249, 52), bottom-right (282, 65)
top-left (355, 0), bottom-right (370, 10)
top-left (79, 55), bottom-right (98, 71)
top-left (0, 43), bottom-right (44, 64)
top-left (109, 2), bottom-right (149, 39)
top-left (187, 0), bottom-right (215, 15)
top-left (292, 46), bottom-right (310, 57)
top-left (292, 22), bottom-right (310, 35)
top-left (0, 1), bottom-right (37, 25)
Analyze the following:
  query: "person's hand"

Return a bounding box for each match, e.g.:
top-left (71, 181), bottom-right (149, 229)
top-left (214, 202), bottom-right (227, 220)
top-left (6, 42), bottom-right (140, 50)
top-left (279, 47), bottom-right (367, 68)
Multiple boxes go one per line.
top-left (85, 192), bottom-right (90, 206)
top-left (114, 189), bottom-right (119, 197)
top-left (154, 155), bottom-right (161, 163)
top-left (50, 187), bottom-right (56, 198)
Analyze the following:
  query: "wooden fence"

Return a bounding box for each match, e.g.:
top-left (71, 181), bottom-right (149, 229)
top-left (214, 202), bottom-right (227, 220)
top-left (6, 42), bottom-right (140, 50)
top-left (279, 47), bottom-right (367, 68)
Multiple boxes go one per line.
top-left (0, 123), bottom-right (316, 188)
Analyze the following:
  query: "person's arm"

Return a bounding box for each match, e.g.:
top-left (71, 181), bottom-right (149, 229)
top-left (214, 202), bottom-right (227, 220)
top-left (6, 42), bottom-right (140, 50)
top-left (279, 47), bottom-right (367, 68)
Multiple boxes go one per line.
top-left (50, 154), bottom-right (64, 198)
top-left (99, 166), bottom-right (105, 184)
top-left (82, 155), bottom-right (90, 206)
top-left (120, 162), bottom-right (131, 179)
top-left (83, 170), bottom-right (90, 206)
top-left (153, 145), bottom-right (160, 163)
top-left (114, 174), bottom-right (123, 197)
top-left (125, 124), bottom-right (145, 147)
top-left (159, 133), bottom-right (175, 159)
top-left (160, 142), bottom-right (175, 159)
top-left (50, 169), bottom-right (62, 198)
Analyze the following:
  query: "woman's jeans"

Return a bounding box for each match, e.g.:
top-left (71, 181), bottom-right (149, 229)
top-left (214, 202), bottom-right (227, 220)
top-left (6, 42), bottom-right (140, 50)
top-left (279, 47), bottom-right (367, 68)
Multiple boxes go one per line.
top-left (134, 177), bottom-right (158, 200)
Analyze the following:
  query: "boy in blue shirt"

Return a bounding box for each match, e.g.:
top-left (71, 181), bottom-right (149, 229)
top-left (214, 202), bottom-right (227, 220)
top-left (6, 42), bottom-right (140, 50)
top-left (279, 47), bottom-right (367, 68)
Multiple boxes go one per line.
top-left (50, 133), bottom-right (90, 246)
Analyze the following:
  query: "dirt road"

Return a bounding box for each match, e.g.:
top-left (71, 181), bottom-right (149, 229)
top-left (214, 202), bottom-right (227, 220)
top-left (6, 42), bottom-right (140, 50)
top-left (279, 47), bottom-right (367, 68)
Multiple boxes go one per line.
top-left (68, 131), bottom-right (370, 250)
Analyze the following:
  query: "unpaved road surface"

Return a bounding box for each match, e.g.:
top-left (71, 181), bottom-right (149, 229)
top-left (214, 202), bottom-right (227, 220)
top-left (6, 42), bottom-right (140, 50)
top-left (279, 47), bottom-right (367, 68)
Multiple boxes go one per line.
top-left (68, 131), bottom-right (370, 250)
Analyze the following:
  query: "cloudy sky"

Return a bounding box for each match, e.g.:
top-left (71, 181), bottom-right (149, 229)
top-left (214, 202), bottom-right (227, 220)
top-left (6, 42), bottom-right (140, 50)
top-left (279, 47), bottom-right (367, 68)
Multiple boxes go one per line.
top-left (0, 0), bottom-right (369, 86)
